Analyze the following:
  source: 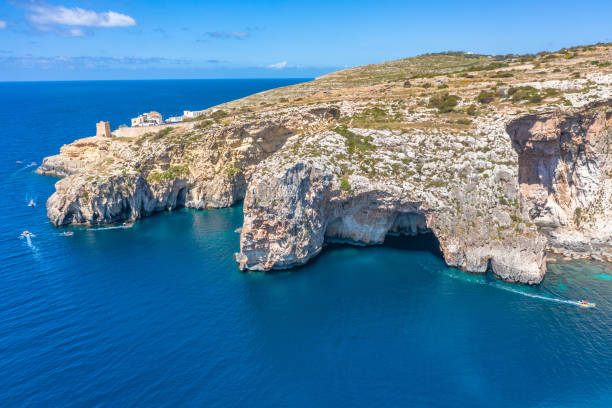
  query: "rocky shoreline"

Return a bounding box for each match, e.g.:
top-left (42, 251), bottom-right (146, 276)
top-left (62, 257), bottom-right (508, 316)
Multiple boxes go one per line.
top-left (38, 45), bottom-right (612, 284)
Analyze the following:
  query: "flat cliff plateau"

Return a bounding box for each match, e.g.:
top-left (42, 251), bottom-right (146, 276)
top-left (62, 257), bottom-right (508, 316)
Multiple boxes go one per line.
top-left (39, 44), bottom-right (612, 284)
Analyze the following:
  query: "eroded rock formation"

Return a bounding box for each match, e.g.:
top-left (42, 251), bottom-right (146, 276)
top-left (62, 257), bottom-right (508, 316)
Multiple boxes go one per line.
top-left (38, 44), bottom-right (612, 284)
top-left (38, 107), bottom-right (339, 226)
top-left (237, 129), bottom-right (547, 284)
top-left (508, 99), bottom-right (612, 261)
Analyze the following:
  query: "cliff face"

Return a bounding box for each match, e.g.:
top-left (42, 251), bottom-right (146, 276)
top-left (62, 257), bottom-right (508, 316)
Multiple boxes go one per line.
top-left (38, 44), bottom-right (612, 283)
top-left (37, 107), bottom-right (339, 226)
top-left (237, 127), bottom-right (547, 284)
top-left (508, 100), bottom-right (612, 261)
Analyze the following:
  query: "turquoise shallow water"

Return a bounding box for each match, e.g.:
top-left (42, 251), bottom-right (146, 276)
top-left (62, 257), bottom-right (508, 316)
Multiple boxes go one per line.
top-left (0, 80), bottom-right (611, 407)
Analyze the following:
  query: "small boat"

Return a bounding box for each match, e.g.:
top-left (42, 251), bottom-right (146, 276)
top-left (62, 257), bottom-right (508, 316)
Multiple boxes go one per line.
top-left (28, 200), bottom-right (36, 207)
top-left (577, 300), bottom-right (596, 308)
top-left (21, 230), bottom-right (35, 237)
top-left (122, 221), bottom-right (133, 228)
top-left (234, 228), bottom-right (242, 233)
top-left (63, 231), bottom-right (74, 236)
top-left (16, 160), bottom-right (22, 164)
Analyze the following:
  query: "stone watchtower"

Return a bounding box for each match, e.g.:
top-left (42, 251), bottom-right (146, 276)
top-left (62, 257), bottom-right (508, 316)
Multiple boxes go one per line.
top-left (96, 121), bottom-right (111, 138)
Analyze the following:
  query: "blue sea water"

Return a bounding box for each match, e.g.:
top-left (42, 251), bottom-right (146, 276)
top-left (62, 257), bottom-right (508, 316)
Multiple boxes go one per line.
top-left (0, 79), bottom-right (611, 407)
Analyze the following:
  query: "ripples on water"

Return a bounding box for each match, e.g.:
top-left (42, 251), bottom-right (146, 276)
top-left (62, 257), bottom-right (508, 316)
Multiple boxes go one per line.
top-left (0, 80), bottom-right (610, 407)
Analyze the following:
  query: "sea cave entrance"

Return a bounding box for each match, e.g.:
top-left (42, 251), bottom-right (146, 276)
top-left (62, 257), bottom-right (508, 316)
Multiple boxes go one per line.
top-left (321, 210), bottom-right (444, 261)
top-left (381, 232), bottom-right (444, 260)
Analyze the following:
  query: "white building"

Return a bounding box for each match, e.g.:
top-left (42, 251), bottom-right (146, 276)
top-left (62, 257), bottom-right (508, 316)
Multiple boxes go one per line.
top-left (131, 111), bottom-right (163, 127)
top-left (183, 110), bottom-right (206, 119)
top-left (165, 116), bottom-right (183, 124)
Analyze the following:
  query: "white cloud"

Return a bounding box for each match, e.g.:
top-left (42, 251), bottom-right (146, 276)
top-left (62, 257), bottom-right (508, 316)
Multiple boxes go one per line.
top-left (26, 3), bottom-right (135, 27)
top-left (207, 31), bottom-right (247, 39)
top-left (0, 20), bottom-right (7, 29)
top-left (266, 61), bottom-right (288, 69)
top-left (63, 28), bottom-right (85, 37)
top-left (0, 55), bottom-right (193, 69)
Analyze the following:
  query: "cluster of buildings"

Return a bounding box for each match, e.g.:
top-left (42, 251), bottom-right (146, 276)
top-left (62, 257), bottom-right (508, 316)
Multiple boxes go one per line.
top-left (95, 108), bottom-right (211, 137)
top-left (131, 111), bottom-right (164, 127)
top-left (128, 109), bottom-right (208, 127)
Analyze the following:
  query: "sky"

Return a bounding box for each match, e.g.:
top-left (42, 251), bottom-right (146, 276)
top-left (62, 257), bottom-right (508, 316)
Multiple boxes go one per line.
top-left (0, 0), bottom-right (610, 81)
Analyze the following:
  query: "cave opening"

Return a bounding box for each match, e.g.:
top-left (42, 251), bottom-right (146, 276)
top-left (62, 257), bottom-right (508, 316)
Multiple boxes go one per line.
top-left (381, 232), bottom-right (444, 260)
top-left (176, 187), bottom-right (187, 207)
top-left (322, 210), bottom-right (444, 261)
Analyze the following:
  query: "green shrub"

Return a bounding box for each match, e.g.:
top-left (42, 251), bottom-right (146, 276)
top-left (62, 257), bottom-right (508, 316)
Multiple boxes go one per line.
top-left (225, 167), bottom-right (242, 176)
top-left (425, 180), bottom-right (446, 188)
top-left (146, 165), bottom-right (190, 184)
top-left (340, 177), bottom-right (351, 191)
top-left (333, 126), bottom-right (375, 155)
top-left (464, 62), bottom-right (508, 72)
top-left (428, 92), bottom-right (460, 113)
top-left (477, 90), bottom-right (495, 104)
top-left (529, 93), bottom-right (543, 103)
top-left (359, 107), bottom-right (387, 120)
top-left (194, 120), bottom-right (213, 129)
top-left (543, 88), bottom-right (560, 98)
top-left (210, 110), bottom-right (228, 120)
top-left (466, 104), bottom-right (478, 116)
top-left (575, 207), bottom-right (583, 226)
top-left (508, 86), bottom-right (540, 103)
top-left (150, 127), bottom-right (174, 140)
top-left (491, 71), bottom-right (514, 78)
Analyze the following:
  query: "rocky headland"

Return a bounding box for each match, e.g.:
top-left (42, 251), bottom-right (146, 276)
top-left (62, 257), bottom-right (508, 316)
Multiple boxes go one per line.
top-left (38, 44), bottom-right (612, 284)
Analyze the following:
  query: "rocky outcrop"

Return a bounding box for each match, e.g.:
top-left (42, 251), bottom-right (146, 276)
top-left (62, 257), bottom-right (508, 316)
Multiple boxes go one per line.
top-left (38, 44), bottom-right (612, 284)
top-left (237, 128), bottom-right (547, 284)
top-left (38, 106), bottom-right (340, 226)
top-left (508, 99), bottom-right (612, 261)
top-left (37, 137), bottom-right (111, 177)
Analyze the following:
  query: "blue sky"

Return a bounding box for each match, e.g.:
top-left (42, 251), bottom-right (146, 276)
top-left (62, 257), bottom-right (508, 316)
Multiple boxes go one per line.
top-left (0, 0), bottom-right (610, 81)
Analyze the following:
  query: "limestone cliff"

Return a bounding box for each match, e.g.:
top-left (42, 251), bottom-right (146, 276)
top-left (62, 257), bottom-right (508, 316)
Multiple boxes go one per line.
top-left (38, 107), bottom-right (339, 225)
top-left (38, 43), bottom-right (612, 284)
top-left (508, 99), bottom-right (612, 261)
top-left (236, 127), bottom-right (547, 284)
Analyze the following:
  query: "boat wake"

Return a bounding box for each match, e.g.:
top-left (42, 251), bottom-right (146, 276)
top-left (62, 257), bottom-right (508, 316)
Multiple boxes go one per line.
top-left (434, 266), bottom-right (594, 308)
top-left (13, 162), bottom-right (36, 175)
top-left (20, 234), bottom-right (38, 252)
top-left (493, 284), bottom-right (591, 307)
top-left (87, 224), bottom-right (132, 231)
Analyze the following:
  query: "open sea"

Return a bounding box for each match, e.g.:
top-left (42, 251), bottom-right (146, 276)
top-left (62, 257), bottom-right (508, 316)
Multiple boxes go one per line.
top-left (0, 79), bottom-right (611, 407)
